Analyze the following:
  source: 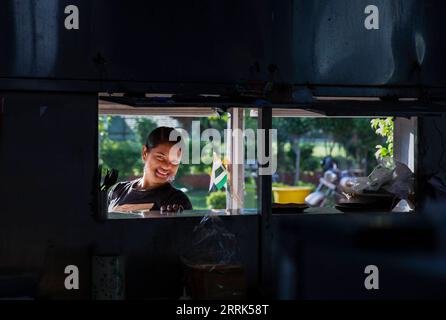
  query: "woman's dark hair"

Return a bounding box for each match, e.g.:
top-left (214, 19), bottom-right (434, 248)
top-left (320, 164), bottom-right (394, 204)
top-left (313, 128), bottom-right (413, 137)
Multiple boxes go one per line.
top-left (146, 126), bottom-right (182, 149)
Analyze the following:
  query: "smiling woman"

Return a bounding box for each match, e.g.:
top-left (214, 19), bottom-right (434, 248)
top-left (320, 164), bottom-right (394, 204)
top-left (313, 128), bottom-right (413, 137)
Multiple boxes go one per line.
top-left (107, 127), bottom-right (193, 214)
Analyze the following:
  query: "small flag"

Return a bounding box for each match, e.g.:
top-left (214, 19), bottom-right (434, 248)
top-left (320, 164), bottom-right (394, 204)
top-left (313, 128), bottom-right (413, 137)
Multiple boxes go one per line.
top-left (209, 152), bottom-right (228, 192)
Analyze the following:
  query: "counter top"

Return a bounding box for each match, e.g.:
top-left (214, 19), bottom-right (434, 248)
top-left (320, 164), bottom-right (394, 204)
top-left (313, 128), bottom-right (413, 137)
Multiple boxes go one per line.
top-left (108, 208), bottom-right (259, 219)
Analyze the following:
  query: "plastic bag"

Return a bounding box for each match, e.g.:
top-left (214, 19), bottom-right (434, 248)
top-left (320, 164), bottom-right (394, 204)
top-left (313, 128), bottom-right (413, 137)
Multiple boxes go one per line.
top-left (180, 216), bottom-right (246, 299)
top-left (382, 161), bottom-right (414, 200)
top-left (351, 157), bottom-right (414, 200)
top-left (181, 215), bottom-right (240, 266)
top-left (352, 157), bottom-right (396, 193)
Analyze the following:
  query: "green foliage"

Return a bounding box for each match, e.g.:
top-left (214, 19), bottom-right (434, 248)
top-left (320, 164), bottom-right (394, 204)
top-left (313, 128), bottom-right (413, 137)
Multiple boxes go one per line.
top-left (99, 116), bottom-right (149, 180)
top-left (273, 117), bottom-right (314, 139)
top-left (276, 142), bottom-right (296, 174)
top-left (276, 142), bottom-right (316, 174)
top-left (98, 115), bottom-right (111, 141)
top-left (245, 176), bottom-right (256, 186)
top-left (206, 191), bottom-right (227, 209)
top-left (299, 143), bottom-right (320, 172)
top-left (134, 118), bottom-right (158, 145)
top-left (371, 117), bottom-right (394, 160)
top-left (312, 118), bottom-right (384, 171)
top-left (101, 139), bottom-right (143, 179)
top-left (190, 164), bottom-right (211, 175)
top-left (273, 117), bottom-right (386, 176)
top-left (200, 115), bottom-right (228, 132)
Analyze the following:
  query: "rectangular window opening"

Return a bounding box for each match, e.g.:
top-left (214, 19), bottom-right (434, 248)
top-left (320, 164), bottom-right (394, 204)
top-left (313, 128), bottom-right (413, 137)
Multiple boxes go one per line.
top-left (269, 113), bottom-right (417, 214)
top-left (98, 95), bottom-right (259, 219)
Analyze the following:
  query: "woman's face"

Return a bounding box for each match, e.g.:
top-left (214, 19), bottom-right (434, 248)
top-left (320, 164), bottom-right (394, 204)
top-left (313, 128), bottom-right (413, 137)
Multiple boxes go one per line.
top-left (142, 143), bottom-right (182, 186)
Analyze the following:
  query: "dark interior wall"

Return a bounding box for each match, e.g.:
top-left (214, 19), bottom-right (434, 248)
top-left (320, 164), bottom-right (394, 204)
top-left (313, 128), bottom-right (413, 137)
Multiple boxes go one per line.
top-left (417, 116), bottom-right (446, 204)
top-left (271, 213), bottom-right (446, 300)
top-left (270, 115), bottom-right (446, 299)
top-left (0, 92), bottom-right (259, 299)
top-left (3, 91), bottom-right (444, 300)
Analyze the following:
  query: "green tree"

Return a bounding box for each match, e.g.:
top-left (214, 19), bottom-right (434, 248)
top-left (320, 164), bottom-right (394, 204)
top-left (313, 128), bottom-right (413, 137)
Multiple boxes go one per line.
top-left (101, 139), bottom-right (143, 179)
top-left (274, 117), bottom-right (385, 179)
top-left (311, 118), bottom-right (384, 173)
top-left (99, 116), bottom-right (144, 180)
top-left (134, 118), bottom-right (158, 145)
top-left (273, 118), bottom-right (316, 183)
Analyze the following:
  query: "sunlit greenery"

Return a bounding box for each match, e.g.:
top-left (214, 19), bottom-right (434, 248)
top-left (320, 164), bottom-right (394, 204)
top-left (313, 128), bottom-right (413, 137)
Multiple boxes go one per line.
top-left (206, 191), bottom-right (226, 209)
top-left (371, 117), bottom-right (394, 160)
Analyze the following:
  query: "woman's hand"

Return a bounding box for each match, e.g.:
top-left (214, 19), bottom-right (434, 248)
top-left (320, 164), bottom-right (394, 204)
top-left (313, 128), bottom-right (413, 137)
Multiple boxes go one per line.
top-left (160, 204), bottom-right (184, 215)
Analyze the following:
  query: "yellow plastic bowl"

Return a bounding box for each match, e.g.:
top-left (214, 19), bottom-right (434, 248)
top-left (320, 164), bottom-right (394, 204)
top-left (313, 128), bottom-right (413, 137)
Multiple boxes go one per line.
top-left (272, 187), bottom-right (313, 204)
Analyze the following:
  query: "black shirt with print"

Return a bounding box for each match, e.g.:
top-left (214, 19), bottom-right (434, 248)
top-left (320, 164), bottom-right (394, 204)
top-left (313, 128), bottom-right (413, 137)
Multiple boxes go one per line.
top-left (108, 179), bottom-right (192, 212)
